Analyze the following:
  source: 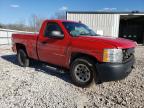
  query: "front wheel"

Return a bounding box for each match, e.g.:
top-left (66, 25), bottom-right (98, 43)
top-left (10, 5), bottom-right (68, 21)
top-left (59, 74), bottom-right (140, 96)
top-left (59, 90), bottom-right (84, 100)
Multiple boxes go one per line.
top-left (70, 57), bottom-right (95, 87)
top-left (17, 49), bottom-right (30, 67)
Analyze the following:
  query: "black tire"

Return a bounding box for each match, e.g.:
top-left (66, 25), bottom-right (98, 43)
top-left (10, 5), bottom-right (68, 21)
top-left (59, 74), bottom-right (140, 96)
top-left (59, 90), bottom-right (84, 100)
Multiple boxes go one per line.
top-left (70, 57), bottom-right (96, 87)
top-left (17, 49), bottom-right (30, 67)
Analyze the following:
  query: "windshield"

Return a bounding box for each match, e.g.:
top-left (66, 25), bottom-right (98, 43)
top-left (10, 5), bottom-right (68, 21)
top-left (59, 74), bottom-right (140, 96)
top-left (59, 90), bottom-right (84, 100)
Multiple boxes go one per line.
top-left (62, 22), bottom-right (99, 37)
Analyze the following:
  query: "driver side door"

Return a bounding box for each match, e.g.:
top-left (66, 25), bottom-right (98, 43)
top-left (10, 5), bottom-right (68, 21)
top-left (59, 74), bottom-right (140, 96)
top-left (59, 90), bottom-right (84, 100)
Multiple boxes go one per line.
top-left (37, 22), bottom-right (68, 66)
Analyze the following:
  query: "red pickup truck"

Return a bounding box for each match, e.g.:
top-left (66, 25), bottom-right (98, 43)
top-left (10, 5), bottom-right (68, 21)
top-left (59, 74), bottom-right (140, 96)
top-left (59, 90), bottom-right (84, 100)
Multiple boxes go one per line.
top-left (12, 19), bottom-right (136, 87)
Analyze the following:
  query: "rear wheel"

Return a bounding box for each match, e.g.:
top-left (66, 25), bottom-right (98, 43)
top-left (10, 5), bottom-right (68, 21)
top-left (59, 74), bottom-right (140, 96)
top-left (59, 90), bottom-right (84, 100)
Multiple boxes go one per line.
top-left (70, 57), bottom-right (95, 87)
top-left (17, 49), bottom-right (30, 67)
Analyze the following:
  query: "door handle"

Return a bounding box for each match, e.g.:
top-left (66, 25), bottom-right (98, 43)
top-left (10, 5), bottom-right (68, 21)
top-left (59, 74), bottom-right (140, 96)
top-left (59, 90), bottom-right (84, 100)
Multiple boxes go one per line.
top-left (41, 41), bottom-right (48, 44)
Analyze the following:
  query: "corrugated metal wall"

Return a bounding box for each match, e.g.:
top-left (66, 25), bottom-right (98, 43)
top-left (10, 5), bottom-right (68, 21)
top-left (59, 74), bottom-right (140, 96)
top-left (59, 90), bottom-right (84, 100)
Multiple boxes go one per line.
top-left (0, 29), bottom-right (34, 45)
top-left (67, 13), bottom-right (120, 37)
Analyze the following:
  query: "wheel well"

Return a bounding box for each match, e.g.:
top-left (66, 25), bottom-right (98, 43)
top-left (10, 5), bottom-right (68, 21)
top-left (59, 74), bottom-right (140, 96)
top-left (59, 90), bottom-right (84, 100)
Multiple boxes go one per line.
top-left (70, 53), bottom-right (97, 65)
top-left (70, 53), bottom-right (101, 83)
top-left (16, 43), bottom-right (27, 53)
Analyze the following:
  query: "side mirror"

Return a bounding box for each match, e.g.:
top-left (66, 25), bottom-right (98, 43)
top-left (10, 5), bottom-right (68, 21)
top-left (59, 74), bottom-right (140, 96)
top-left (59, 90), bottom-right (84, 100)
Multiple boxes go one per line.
top-left (51, 31), bottom-right (64, 39)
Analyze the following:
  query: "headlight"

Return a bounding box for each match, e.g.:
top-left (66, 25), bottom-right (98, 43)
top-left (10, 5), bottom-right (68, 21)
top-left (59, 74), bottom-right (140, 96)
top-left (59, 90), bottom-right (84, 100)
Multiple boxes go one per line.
top-left (103, 49), bottom-right (123, 63)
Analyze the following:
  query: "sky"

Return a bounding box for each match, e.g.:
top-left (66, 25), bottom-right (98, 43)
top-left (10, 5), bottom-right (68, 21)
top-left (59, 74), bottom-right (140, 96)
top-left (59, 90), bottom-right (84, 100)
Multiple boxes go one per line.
top-left (0, 0), bottom-right (144, 25)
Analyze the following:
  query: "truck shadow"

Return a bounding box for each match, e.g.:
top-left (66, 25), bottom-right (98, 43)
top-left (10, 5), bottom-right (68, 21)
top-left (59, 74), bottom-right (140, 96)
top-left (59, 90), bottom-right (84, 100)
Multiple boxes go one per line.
top-left (1, 54), bottom-right (72, 84)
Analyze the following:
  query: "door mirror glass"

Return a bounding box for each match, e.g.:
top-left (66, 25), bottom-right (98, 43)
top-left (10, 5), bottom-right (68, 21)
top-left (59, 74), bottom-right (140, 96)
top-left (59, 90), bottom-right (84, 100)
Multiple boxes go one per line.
top-left (51, 31), bottom-right (64, 38)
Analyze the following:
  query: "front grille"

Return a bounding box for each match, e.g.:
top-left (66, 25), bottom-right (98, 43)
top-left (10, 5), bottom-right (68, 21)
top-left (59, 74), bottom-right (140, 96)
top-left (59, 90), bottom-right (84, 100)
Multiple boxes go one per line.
top-left (123, 48), bottom-right (134, 62)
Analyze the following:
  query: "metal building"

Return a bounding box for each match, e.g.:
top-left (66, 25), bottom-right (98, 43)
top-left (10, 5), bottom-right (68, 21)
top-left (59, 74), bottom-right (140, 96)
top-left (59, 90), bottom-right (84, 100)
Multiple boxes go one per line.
top-left (66, 11), bottom-right (144, 44)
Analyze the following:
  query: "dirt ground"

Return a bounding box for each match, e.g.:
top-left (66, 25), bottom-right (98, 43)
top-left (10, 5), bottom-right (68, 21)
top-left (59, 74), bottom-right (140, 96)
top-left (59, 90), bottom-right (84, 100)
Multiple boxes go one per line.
top-left (0, 45), bottom-right (144, 108)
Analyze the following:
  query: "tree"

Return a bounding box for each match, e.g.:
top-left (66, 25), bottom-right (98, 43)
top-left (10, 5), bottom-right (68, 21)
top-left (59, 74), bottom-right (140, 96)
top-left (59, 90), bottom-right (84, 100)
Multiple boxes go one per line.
top-left (0, 22), bottom-right (35, 32)
top-left (54, 11), bottom-right (66, 19)
top-left (0, 23), bottom-right (3, 28)
top-left (50, 10), bottom-right (66, 20)
top-left (29, 14), bottom-right (45, 32)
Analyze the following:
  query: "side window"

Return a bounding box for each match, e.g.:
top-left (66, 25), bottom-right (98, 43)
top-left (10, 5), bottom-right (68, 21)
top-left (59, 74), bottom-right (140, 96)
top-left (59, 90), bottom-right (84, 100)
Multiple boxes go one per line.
top-left (44, 22), bottom-right (63, 37)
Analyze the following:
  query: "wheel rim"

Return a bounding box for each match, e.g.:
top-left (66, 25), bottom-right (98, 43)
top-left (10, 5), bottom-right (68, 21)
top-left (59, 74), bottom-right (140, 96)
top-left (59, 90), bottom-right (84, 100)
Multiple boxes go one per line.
top-left (19, 51), bottom-right (27, 65)
top-left (74, 64), bottom-right (91, 83)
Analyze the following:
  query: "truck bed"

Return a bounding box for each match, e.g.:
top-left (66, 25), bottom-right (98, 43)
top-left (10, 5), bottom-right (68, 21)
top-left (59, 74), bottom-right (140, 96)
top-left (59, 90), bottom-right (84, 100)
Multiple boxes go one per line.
top-left (12, 33), bottom-right (39, 60)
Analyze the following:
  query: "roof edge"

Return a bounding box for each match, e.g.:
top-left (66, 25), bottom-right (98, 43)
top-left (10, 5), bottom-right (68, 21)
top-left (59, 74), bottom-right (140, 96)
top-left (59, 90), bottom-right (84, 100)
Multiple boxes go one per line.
top-left (66, 11), bottom-right (144, 14)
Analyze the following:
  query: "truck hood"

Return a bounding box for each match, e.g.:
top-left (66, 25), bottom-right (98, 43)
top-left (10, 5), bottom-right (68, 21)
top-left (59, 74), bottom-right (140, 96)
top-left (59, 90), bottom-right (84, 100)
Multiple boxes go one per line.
top-left (77, 36), bottom-right (137, 49)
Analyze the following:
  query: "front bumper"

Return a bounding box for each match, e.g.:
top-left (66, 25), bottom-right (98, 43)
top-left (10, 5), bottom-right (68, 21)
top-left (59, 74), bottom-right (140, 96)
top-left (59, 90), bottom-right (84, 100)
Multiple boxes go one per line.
top-left (96, 56), bottom-right (135, 82)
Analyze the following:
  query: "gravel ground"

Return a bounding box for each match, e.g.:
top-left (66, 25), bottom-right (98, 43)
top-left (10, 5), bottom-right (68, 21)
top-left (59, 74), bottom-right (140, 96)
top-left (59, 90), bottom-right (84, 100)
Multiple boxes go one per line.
top-left (0, 45), bottom-right (144, 108)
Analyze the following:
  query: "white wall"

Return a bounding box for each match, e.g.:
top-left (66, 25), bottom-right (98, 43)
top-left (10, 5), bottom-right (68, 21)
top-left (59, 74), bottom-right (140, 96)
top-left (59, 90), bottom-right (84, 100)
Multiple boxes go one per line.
top-left (67, 13), bottom-right (120, 37)
top-left (0, 29), bottom-right (34, 45)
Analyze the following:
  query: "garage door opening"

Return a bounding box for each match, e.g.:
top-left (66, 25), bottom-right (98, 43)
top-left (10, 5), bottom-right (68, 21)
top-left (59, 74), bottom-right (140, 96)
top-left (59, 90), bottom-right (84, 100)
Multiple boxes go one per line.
top-left (119, 15), bottom-right (144, 44)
